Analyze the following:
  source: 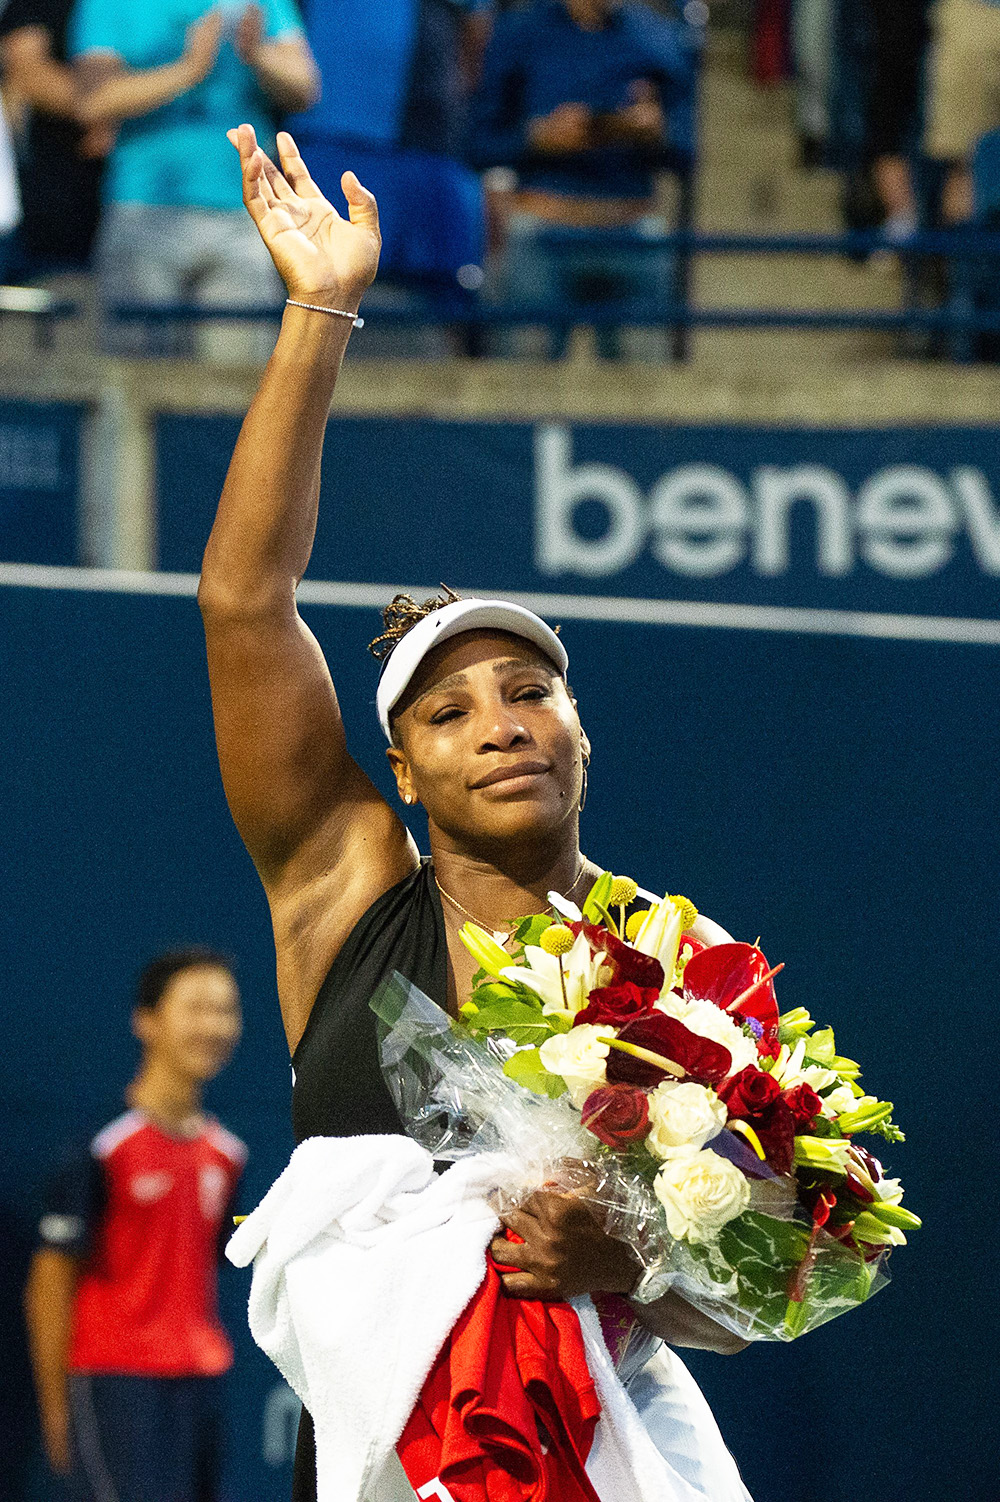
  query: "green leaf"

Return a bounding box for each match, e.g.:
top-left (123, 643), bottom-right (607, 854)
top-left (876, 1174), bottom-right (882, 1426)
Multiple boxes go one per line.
top-left (515, 913), bottom-right (555, 948)
top-left (805, 1027), bottom-right (836, 1065)
top-left (465, 1000), bottom-right (561, 1046)
top-left (472, 979), bottom-right (542, 1010)
top-left (581, 870), bottom-right (614, 922)
top-left (503, 1047), bottom-right (567, 1098)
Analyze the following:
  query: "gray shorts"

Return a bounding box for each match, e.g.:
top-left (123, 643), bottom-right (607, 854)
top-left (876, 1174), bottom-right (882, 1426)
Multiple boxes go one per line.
top-left (96, 201), bottom-right (283, 359)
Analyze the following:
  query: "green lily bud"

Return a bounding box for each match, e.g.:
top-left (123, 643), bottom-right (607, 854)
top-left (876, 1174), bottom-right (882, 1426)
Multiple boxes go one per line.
top-left (837, 1100), bottom-right (894, 1135)
top-left (459, 922), bottom-right (511, 979)
top-left (869, 1201), bottom-right (922, 1230)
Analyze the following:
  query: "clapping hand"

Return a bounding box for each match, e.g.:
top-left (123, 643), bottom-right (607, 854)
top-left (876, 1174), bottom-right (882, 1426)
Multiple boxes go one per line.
top-left (183, 7), bottom-right (224, 84)
top-left (227, 124), bottom-right (381, 308)
top-left (234, 3), bottom-right (265, 67)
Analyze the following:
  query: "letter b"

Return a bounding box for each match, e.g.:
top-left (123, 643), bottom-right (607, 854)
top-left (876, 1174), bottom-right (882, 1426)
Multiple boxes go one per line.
top-left (535, 425), bottom-right (645, 577)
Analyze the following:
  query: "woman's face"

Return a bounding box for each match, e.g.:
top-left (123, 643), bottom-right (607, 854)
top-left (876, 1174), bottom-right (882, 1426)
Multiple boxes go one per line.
top-left (386, 630), bottom-right (587, 852)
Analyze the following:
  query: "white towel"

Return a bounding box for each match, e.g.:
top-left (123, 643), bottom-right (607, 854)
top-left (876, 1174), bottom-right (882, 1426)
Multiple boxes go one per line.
top-left (229, 1135), bottom-right (753, 1502)
top-left (227, 1136), bottom-right (505, 1501)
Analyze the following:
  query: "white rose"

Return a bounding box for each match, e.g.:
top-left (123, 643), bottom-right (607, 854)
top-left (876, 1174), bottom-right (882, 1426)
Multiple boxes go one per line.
top-left (654, 1145), bottom-right (752, 1244)
top-left (647, 1081), bottom-right (727, 1158)
top-left (658, 993), bottom-right (760, 1076)
top-left (538, 1025), bottom-right (615, 1107)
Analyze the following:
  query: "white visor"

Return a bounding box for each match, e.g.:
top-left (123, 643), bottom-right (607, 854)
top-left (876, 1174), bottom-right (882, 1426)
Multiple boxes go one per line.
top-left (376, 597), bottom-right (569, 740)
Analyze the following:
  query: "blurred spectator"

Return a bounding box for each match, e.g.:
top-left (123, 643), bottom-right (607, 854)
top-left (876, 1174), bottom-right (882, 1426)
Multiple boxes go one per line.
top-left (0, 84), bottom-right (20, 277)
top-left (0, 0), bottom-right (106, 277)
top-left (69, 0), bottom-right (317, 355)
top-left (468, 0), bottom-right (698, 358)
top-left (23, 950), bottom-right (244, 1502)
top-left (925, 0), bottom-right (1000, 223)
top-left (791, 0), bottom-right (832, 166)
top-left (866, 1), bottom-right (930, 241)
top-left (286, 0), bottom-right (492, 352)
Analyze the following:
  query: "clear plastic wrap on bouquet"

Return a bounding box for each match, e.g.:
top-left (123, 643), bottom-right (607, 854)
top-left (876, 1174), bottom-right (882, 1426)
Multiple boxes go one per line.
top-left (371, 972), bottom-right (891, 1342)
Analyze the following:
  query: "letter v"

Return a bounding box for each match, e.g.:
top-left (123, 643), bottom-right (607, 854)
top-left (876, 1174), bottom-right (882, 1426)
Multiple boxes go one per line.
top-left (951, 467), bottom-right (1000, 573)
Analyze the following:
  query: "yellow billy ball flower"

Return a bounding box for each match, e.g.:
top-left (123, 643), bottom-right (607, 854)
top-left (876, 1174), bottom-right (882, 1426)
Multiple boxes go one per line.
top-left (540, 924), bottom-right (575, 957)
top-left (667, 895), bottom-right (699, 932)
top-left (625, 910), bottom-right (650, 943)
top-left (609, 875), bottom-right (639, 907)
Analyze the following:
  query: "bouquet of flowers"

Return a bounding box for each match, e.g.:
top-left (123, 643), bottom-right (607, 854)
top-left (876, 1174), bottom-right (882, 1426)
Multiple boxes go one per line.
top-left (372, 872), bottom-right (919, 1341)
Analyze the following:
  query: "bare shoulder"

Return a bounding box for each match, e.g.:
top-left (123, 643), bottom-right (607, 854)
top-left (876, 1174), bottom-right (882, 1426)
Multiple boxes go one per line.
top-left (690, 912), bottom-right (735, 947)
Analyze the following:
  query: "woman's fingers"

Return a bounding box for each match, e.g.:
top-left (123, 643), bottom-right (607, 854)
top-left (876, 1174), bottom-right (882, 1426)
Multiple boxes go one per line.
top-left (276, 131), bottom-right (326, 202)
top-left (490, 1233), bottom-right (530, 1269)
top-left (341, 170), bottom-right (380, 237)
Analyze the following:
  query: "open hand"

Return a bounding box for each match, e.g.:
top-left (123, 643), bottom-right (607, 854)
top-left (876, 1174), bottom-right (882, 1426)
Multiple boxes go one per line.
top-left (227, 124), bottom-right (381, 307)
top-left (184, 8), bottom-right (224, 84)
top-left (491, 1187), bottom-right (641, 1300)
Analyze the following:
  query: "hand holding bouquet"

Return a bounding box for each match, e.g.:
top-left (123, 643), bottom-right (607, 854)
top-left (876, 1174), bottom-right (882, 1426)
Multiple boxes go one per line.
top-left (373, 873), bottom-right (918, 1341)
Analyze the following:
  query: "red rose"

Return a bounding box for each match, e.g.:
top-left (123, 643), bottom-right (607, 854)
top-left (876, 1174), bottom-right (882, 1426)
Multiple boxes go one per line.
top-left (719, 1066), bottom-right (781, 1119)
top-left (783, 1082), bottom-right (823, 1129)
top-left (581, 1084), bottom-right (650, 1148)
top-left (575, 982), bottom-right (660, 1028)
top-left (606, 1012), bottom-right (732, 1089)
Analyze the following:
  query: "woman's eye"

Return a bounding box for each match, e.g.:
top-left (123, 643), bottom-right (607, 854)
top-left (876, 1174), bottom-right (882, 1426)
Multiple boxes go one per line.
top-left (515, 686), bottom-right (549, 702)
top-left (430, 707), bottom-right (464, 724)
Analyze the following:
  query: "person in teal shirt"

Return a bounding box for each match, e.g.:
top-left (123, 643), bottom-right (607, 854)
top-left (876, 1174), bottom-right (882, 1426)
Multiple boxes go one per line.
top-left (70, 0), bottom-right (317, 353)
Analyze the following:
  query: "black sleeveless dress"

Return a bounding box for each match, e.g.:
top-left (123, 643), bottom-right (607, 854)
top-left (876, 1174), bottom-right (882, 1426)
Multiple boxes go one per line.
top-left (287, 859), bottom-right (649, 1500)
top-left (289, 860), bottom-right (448, 1500)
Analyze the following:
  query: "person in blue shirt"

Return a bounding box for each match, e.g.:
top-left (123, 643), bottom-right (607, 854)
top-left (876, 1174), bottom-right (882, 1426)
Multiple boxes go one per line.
top-left (70, 0), bottom-right (317, 354)
top-left (467, 0), bottom-right (699, 358)
top-left (285, 0), bottom-right (492, 355)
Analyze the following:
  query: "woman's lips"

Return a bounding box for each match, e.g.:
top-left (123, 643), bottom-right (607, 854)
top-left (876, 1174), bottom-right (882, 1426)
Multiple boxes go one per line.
top-left (471, 761), bottom-right (552, 790)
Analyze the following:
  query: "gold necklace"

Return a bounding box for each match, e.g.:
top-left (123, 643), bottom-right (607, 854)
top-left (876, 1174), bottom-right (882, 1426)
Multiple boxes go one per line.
top-left (435, 861), bottom-right (589, 947)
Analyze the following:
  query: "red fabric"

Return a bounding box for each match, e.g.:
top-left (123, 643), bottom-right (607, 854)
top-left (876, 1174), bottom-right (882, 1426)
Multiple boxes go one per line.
top-left (397, 1258), bottom-right (601, 1502)
top-left (69, 1112), bottom-right (245, 1376)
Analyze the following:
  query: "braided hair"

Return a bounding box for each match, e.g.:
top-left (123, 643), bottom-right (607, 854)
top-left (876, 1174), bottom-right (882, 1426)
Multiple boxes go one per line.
top-left (367, 585), bottom-right (462, 661)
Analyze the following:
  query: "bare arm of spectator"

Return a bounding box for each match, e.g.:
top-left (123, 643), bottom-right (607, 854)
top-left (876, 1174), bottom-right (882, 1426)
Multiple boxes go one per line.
top-left (597, 79), bottom-right (667, 150)
top-left (466, 12), bottom-right (593, 167)
top-left (75, 6), bottom-right (223, 128)
top-left (0, 24), bottom-right (77, 118)
top-left (24, 1248), bottom-right (79, 1476)
top-left (234, 4), bottom-right (318, 115)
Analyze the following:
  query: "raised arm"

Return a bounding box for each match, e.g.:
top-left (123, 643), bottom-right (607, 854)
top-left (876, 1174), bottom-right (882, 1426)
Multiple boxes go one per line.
top-left (199, 127), bottom-right (416, 1046)
top-left (233, 4), bottom-right (319, 115)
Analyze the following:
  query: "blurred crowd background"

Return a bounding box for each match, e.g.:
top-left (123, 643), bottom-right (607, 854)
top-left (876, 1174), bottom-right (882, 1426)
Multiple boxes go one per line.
top-left (3, 0), bottom-right (1000, 362)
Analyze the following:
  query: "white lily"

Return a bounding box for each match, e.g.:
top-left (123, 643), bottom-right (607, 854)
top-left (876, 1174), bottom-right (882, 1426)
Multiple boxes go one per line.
top-left (631, 897), bottom-right (685, 992)
top-left (769, 1040), bottom-right (838, 1093)
top-left (502, 930), bottom-right (606, 1016)
top-left (547, 890), bottom-right (584, 923)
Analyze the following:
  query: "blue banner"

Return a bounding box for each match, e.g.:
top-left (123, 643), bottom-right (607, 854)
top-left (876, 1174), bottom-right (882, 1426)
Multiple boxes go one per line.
top-left (0, 400), bottom-right (82, 566)
top-left (157, 416), bottom-right (1000, 618)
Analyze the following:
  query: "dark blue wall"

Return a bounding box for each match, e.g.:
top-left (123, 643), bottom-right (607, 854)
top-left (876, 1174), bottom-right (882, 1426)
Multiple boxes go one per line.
top-left (1, 579), bottom-right (996, 1502)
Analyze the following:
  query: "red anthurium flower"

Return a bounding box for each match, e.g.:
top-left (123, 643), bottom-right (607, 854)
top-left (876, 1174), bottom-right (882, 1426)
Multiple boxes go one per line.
top-left (606, 1012), bottom-right (732, 1089)
top-left (718, 1066), bottom-right (781, 1118)
top-left (783, 1082), bottom-right (823, 1129)
top-left (581, 1083), bottom-right (650, 1148)
top-left (682, 942), bottom-right (781, 1053)
top-left (750, 1098), bottom-right (797, 1176)
top-left (577, 923), bottom-right (666, 992)
top-left (575, 982), bottom-right (660, 1028)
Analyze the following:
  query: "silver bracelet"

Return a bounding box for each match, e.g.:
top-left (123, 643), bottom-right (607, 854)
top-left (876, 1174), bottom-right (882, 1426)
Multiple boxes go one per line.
top-left (285, 298), bottom-right (364, 329)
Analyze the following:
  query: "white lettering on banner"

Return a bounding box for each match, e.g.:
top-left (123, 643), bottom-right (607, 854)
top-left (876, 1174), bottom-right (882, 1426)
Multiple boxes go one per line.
top-left (534, 425), bottom-right (1000, 581)
top-left (417, 1480), bottom-right (458, 1502)
top-left (951, 467), bottom-right (1000, 571)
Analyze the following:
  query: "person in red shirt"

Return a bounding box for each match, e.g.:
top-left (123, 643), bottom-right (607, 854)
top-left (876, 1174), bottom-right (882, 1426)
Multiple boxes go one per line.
top-left (24, 947), bottom-right (245, 1502)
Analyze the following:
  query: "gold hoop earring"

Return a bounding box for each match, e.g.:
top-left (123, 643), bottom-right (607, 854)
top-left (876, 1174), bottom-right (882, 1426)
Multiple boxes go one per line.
top-left (579, 757), bottom-right (589, 813)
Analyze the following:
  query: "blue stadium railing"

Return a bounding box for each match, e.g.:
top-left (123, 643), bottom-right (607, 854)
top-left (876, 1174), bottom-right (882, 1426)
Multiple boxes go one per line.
top-left (9, 228), bottom-right (1000, 358)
